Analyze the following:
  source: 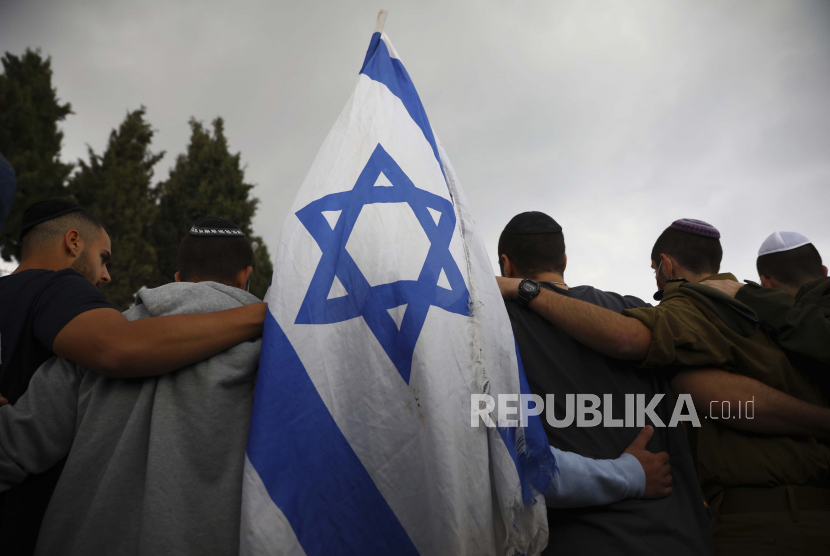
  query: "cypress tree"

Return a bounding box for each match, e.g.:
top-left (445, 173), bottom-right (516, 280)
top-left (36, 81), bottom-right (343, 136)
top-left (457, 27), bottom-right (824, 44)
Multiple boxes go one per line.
top-left (0, 50), bottom-right (73, 260)
top-left (152, 117), bottom-right (273, 299)
top-left (71, 108), bottom-right (163, 310)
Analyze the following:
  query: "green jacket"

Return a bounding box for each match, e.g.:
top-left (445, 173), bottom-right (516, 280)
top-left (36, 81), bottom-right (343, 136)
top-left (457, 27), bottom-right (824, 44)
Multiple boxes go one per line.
top-left (623, 273), bottom-right (830, 501)
top-left (736, 277), bottom-right (830, 392)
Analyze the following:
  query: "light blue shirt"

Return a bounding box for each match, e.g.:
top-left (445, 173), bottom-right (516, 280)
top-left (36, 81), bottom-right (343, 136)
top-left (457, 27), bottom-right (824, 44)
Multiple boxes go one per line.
top-left (546, 446), bottom-right (646, 508)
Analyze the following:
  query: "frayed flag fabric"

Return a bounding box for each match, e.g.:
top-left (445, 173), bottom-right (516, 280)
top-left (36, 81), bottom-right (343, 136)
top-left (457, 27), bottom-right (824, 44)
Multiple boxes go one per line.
top-left (241, 12), bottom-right (554, 556)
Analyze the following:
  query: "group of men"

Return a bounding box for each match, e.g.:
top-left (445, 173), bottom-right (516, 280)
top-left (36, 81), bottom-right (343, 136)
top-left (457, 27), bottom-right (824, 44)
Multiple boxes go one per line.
top-left (497, 213), bottom-right (830, 555)
top-left (0, 198), bottom-right (827, 556)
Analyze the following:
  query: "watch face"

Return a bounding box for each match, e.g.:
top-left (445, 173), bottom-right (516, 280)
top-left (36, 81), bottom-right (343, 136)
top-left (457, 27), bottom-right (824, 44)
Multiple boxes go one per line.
top-left (521, 282), bottom-right (536, 293)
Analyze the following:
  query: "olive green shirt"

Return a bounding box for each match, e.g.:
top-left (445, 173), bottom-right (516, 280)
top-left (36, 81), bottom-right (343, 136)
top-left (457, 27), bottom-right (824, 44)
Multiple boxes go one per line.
top-left (736, 277), bottom-right (830, 394)
top-left (623, 273), bottom-right (830, 501)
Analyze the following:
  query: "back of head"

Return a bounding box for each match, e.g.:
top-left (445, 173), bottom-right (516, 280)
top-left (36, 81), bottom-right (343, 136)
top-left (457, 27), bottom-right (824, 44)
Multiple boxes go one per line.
top-left (757, 234), bottom-right (824, 289)
top-left (651, 219), bottom-right (722, 275)
top-left (177, 217), bottom-right (253, 285)
top-left (497, 211), bottom-right (565, 277)
top-left (20, 199), bottom-right (104, 259)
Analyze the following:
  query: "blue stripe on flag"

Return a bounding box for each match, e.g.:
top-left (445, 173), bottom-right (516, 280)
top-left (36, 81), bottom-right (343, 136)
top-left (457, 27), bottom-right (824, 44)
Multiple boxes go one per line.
top-left (497, 338), bottom-right (558, 504)
top-left (359, 33), bottom-right (448, 189)
top-left (247, 311), bottom-right (420, 556)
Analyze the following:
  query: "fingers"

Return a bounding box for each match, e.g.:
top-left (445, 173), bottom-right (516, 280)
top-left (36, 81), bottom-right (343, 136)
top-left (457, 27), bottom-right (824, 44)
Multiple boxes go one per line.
top-left (626, 425), bottom-right (654, 452)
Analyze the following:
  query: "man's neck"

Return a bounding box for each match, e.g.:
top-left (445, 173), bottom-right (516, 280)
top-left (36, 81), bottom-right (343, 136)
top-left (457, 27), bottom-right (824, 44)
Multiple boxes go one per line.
top-left (533, 271), bottom-right (569, 290)
top-left (12, 256), bottom-right (69, 275)
top-left (676, 270), bottom-right (715, 284)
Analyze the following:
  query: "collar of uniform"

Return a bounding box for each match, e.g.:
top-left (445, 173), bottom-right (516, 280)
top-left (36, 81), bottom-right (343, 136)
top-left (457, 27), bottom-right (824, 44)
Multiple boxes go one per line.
top-left (655, 273), bottom-right (739, 301)
top-left (677, 274), bottom-right (762, 336)
top-left (700, 272), bottom-right (739, 282)
top-left (653, 279), bottom-right (687, 301)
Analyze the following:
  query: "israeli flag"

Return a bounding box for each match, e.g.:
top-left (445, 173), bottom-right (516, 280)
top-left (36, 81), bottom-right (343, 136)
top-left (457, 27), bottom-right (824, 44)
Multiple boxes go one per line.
top-left (241, 12), bottom-right (553, 556)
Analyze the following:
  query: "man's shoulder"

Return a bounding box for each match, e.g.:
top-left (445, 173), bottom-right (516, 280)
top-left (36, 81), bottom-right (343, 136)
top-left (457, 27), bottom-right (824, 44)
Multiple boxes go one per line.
top-left (0, 268), bottom-right (101, 308)
top-left (568, 285), bottom-right (650, 312)
top-left (798, 276), bottom-right (830, 303)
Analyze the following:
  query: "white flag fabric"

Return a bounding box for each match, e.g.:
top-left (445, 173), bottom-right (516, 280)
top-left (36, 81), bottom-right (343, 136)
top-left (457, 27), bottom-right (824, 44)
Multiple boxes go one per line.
top-left (241, 23), bottom-right (555, 556)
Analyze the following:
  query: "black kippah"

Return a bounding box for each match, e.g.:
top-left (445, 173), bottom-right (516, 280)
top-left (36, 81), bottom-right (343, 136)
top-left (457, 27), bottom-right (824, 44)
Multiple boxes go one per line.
top-left (21, 199), bottom-right (87, 239)
top-left (189, 216), bottom-right (245, 237)
top-left (502, 211), bottom-right (562, 235)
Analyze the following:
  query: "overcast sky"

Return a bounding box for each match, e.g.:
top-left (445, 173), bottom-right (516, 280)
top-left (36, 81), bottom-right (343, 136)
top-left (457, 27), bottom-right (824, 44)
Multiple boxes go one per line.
top-left (2, 0), bottom-right (829, 300)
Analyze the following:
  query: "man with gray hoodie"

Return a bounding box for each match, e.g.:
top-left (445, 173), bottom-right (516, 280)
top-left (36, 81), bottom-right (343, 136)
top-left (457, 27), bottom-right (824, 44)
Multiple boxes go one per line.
top-left (0, 217), bottom-right (262, 556)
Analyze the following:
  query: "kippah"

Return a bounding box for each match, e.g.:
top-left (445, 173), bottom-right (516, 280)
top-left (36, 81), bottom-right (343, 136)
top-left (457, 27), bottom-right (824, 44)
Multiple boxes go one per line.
top-left (21, 198), bottom-right (87, 239)
top-left (669, 218), bottom-right (720, 239)
top-left (758, 231), bottom-right (811, 256)
top-left (502, 211), bottom-right (563, 235)
top-left (189, 216), bottom-right (245, 237)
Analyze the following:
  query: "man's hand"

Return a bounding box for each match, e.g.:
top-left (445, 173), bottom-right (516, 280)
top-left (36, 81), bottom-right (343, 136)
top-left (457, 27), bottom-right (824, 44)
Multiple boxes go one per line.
top-left (624, 425), bottom-right (673, 499)
top-left (701, 279), bottom-right (743, 298)
top-left (496, 276), bottom-right (521, 301)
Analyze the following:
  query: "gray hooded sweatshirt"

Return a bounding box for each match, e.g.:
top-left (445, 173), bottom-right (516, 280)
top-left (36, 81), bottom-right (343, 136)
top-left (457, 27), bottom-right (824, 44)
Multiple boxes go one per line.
top-left (0, 281), bottom-right (261, 556)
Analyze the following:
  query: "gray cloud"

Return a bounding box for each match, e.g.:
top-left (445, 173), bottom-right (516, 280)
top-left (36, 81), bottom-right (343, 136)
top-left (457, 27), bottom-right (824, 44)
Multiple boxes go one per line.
top-left (1, 0), bottom-right (828, 300)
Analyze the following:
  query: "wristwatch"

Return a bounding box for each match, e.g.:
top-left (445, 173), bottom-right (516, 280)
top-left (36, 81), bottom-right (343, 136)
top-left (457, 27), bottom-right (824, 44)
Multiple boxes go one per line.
top-left (517, 279), bottom-right (541, 307)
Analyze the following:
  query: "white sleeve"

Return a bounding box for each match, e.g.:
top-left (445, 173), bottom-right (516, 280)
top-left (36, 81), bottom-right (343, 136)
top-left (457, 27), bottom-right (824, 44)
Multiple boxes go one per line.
top-left (545, 446), bottom-right (645, 508)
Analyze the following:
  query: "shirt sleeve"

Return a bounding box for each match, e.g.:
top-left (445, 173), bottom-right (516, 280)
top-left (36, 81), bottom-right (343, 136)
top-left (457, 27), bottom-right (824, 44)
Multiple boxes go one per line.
top-left (736, 283), bottom-right (830, 366)
top-left (0, 357), bottom-right (81, 491)
top-left (31, 272), bottom-right (113, 351)
top-left (622, 297), bottom-right (733, 370)
top-left (545, 447), bottom-right (645, 508)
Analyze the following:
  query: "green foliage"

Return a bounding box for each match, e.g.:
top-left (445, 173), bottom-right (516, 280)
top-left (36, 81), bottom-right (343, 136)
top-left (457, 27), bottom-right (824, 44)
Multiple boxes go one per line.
top-left (70, 108), bottom-right (163, 310)
top-left (0, 49), bottom-right (73, 261)
top-left (152, 118), bottom-right (273, 299)
top-left (1, 48), bottom-right (273, 301)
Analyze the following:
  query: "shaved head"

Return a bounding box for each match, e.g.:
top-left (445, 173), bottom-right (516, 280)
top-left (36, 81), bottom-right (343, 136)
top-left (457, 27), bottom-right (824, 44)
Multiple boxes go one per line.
top-left (20, 210), bottom-right (104, 259)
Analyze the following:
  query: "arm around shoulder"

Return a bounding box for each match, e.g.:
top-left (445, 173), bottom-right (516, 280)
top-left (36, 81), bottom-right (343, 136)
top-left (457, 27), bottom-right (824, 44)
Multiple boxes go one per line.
top-left (53, 303), bottom-right (267, 378)
top-left (527, 288), bottom-right (652, 361)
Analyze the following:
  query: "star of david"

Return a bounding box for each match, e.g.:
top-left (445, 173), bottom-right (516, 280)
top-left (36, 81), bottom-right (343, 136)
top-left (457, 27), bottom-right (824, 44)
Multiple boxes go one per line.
top-left (294, 144), bottom-right (470, 384)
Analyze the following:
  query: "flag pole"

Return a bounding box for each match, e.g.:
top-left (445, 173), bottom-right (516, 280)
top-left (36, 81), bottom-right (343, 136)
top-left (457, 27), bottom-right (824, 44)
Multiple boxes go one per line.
top-left (375, 9), bottom-right (388, 33)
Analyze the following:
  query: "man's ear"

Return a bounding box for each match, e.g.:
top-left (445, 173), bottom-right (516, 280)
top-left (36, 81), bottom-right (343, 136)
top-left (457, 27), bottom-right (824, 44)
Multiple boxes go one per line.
top-left (174, 272), bottom-right (181, 283)
top-left (64, 229), bottom-right (82, 257)
top-left (823, 265), bottom-right (828, 278)
top-left (562, 253), bottom-right (567, 273)
top-left (760, 275), bottom-right (774, 288)
top-left (499, 254), bottom-right (514, 278)
top-left (659, 253), bottom-right (673, 278)
top-left (235, 266), bottom-right (254, 290)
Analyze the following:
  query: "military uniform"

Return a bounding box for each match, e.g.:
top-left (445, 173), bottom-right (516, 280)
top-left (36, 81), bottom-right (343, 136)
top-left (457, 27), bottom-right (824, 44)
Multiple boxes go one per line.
top-left (623, 273), bottom-right (830, 555)
top-left (736, 277), bottom-right (830, 395)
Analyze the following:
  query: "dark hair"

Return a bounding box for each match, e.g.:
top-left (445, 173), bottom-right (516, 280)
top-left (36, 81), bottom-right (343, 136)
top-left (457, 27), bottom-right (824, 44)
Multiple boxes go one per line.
top-left (757, 244), bottom-right (823, 289)
top-left (177, 234), bottom-right (254, 284)
top-left (21, 210), bottom-right (105, 258)
top-left (650, 227), bottom-right (722, 275)
top-left (497, 231), bottom-right (566, 277)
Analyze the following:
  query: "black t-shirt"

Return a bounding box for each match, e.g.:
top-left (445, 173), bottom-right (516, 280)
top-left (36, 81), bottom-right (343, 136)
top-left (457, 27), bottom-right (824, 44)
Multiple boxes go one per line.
top-left (506, 283), bottom-right (714, 556)
top-left (0, 268), bottom-right (111, 404)
top-left (0, 268), bottom-right (111, 556)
